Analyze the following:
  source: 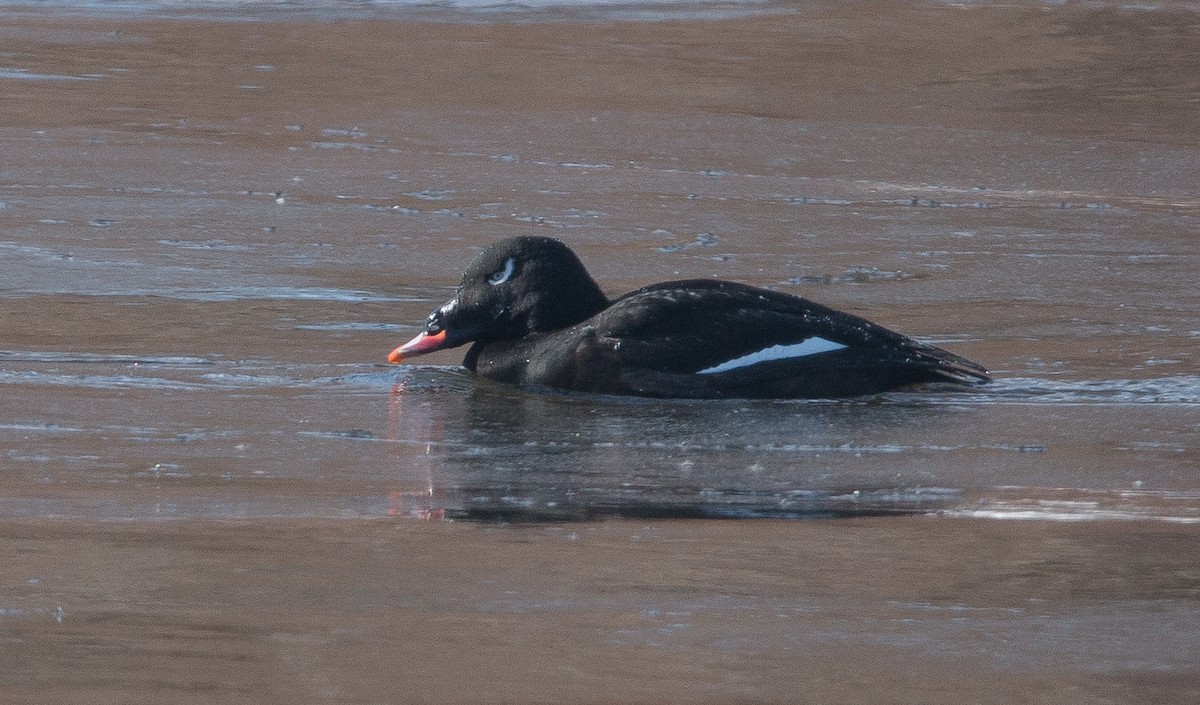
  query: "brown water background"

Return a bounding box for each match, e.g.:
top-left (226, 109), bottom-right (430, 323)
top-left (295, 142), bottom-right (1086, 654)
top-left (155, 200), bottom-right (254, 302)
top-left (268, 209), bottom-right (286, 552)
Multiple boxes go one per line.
top-left (2, 0), bottom-right (1199, 702)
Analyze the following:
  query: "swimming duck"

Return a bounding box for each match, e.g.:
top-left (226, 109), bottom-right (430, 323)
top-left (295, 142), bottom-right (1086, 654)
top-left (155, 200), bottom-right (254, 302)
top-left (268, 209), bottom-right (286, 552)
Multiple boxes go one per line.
top-left (388, 236), bottom-right (989, 398)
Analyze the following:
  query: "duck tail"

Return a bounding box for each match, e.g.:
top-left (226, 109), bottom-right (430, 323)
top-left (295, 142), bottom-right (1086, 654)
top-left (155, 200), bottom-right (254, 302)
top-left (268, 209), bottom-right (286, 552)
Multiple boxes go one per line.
top-left (917, 344), bottom-right (992, 385)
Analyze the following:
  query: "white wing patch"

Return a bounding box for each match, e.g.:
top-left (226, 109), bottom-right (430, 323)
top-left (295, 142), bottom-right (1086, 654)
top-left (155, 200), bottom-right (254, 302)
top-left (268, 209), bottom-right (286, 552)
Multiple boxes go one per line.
top-left (696, 337), bottom-right (848, 375)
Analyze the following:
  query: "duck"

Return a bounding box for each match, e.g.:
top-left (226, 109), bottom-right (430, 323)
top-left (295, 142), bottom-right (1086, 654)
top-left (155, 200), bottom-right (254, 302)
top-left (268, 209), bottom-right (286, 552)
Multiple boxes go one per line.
top-left (387, 236), bottom-right (990, 398)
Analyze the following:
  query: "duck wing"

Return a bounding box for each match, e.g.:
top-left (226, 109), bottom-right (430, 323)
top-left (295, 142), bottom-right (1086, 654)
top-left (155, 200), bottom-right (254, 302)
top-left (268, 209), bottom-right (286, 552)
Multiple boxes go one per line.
top-left (588, 280), bottom-right (988, 398)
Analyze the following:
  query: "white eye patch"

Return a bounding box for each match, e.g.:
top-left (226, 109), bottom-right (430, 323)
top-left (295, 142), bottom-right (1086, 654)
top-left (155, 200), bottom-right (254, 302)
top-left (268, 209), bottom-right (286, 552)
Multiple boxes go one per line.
top-left (487, 257), bottom-right (516, 286)
top-left (697, 337), bottom-right (848, 375)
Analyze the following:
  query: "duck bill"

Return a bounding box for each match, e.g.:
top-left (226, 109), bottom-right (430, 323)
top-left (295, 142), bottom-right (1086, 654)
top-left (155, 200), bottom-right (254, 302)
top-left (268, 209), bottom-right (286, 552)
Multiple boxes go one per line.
top-left (388, 330), bottom-right (450, 364)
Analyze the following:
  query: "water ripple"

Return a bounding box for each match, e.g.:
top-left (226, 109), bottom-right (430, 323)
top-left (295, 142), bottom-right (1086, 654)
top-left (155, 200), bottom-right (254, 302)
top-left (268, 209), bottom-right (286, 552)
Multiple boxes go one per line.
top-left (3, 351), bottom-right (1198, 406)
top-left (0, 351), bottom-right (214, 365)
top-left (920, 376), bottom-right (1200, 405)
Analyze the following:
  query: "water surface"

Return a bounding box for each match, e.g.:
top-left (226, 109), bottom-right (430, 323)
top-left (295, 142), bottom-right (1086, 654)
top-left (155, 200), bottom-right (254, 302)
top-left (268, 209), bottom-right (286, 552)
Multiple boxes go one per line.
top-left (2, 1), bottom-right (1198, 702)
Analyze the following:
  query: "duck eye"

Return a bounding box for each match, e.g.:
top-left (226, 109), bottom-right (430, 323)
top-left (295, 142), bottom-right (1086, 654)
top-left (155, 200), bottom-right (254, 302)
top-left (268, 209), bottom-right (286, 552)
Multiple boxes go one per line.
top-left (487, 257), bottom-right (516, 286)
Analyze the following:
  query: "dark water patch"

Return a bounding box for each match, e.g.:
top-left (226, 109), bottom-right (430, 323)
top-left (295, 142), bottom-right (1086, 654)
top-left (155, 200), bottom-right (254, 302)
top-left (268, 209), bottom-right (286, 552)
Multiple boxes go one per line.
top-left (365, 370), bottom-right (1200, 522)
top-left (445, 486), bottom-right (961, 522)
top-left (397, 482), bottom-right (1200, 526)
top-left (2, 359), bottom-right (1196, 526)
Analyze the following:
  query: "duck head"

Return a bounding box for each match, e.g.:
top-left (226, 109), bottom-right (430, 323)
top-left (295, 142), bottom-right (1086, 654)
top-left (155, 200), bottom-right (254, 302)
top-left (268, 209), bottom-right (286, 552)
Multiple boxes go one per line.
top-left (388, 236), bottom-right (609, 363)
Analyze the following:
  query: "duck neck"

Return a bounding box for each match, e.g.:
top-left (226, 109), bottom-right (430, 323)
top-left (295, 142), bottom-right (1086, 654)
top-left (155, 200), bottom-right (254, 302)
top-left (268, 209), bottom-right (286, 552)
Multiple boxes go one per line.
top-left (528, 274), bottom-right (609, 332)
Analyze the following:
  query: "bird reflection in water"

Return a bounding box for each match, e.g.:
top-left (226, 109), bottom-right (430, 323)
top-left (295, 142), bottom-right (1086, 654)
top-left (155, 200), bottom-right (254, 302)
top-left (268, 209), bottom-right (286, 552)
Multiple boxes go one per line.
top-left (386, 379), bottom-right (447, 521)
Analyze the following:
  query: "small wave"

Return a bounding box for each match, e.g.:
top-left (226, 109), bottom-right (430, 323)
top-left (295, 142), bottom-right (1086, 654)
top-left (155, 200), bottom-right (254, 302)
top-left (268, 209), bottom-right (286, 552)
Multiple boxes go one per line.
top-left (0, 357), bottom-right (473, 393)
top-left (0, 370), bottom-right (207, 391)
top-left (0, 67), bottom-right (94, 81)
top-left (293, 322), bottom-right (406, 331)
top-left (0, 350), bottom-right (214, 365)
top-left (393, 370), bottom-right (1200, 406)
top-left (125, 286), bottom-right (419, 303)
top-left (156, 239), bottom-right (256, 252)
top-left (208, 367), bottom-right (1200, 404)
top-left (950, 508), bottom-right (1200, 524)
top-left (5, 348), bottom-right (1196, 408)
top-left (199, 372), bottom-right (321, 389)
top-left (912, 376), bottom-right (1200, 406)
top-left (0, 422), bottom-right (87, 434)
top-left (198, 367), bottom-right (472, 392)
top-left (947, 487), bottom-right (1200, 524)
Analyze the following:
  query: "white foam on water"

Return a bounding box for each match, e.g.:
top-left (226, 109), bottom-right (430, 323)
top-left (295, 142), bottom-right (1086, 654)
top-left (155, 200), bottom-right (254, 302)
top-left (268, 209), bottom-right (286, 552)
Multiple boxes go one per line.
top-left (949, 508), bottom-right (1200, 524)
